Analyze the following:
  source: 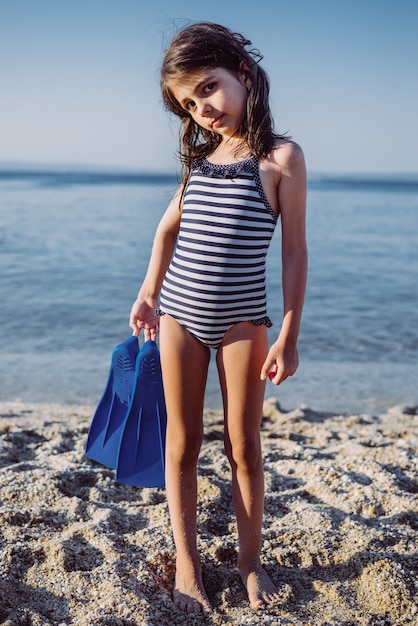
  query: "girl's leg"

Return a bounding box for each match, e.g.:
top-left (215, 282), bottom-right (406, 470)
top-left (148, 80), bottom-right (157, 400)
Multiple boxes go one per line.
top-left (159, 314), bottom-right (212, 615)
top-left (216, 322), bottom-right (281, 608)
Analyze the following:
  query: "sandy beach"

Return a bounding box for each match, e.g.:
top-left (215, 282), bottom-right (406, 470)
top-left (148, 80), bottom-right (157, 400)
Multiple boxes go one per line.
top-left (0, 399), bottom-right (417, 626)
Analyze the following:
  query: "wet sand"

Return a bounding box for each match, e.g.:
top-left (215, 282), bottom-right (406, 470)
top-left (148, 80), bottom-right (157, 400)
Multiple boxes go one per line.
top-left (0, 399), bottom-right (417, 625)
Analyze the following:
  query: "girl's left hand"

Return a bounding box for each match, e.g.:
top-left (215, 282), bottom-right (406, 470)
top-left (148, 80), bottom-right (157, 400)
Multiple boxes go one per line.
top-left (260, 338), bottom-right (299, 385)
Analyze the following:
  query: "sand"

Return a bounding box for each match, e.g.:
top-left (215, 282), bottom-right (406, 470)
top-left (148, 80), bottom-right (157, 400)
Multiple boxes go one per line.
top-left (0, 398), bottom-right (417, 626)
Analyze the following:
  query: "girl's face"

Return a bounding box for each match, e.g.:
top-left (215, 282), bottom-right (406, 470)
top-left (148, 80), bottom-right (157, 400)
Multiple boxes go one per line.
top-left (168, 67), bottom-right (249, 138)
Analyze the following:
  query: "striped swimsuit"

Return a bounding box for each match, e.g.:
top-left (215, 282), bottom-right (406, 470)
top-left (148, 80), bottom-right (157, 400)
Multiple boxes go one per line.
top-left (159, 156), bottom-right (278, 349)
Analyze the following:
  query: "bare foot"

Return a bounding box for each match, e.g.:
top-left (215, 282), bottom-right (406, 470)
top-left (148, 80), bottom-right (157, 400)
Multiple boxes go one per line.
top-left (238, 561), bottom-right (281, 608)
top-left (173, 568), bottom-right (212, 615)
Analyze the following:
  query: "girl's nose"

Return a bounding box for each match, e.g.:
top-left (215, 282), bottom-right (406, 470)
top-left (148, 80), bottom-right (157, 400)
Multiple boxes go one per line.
top-left (200, 102), bottom-right (212, 117)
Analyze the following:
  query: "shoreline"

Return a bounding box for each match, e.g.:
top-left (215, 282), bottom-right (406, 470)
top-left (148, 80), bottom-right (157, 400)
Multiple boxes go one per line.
top-left (0, 399), bottom-right (417, 625)
top-left (1, 356), bottom-right (416, 419)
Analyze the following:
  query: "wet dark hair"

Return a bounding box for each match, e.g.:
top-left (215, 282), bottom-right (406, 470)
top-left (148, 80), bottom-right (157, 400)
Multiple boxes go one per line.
top-left (161, 22), bottom-right (284, 188)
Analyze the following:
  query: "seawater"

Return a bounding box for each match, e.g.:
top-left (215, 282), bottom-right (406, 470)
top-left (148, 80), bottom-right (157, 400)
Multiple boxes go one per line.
top-left (1, 168), bottom-right (417, 413)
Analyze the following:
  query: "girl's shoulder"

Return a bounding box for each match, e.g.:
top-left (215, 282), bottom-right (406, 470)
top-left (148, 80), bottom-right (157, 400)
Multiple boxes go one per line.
top-left (270, 139), bottom-right (305, 170)
top-left (259, 139), bottom-right (306, 184)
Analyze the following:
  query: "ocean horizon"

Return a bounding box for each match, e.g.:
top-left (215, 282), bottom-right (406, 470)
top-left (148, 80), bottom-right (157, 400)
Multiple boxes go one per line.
top-left (2, 161), bottom-right (418, 186)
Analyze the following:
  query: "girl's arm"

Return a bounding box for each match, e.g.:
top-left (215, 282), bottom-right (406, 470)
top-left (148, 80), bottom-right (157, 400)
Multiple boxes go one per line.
top-left (129, 189), bottom-right (182, 340)
top-left (260, 142), bottom-right (308, 384)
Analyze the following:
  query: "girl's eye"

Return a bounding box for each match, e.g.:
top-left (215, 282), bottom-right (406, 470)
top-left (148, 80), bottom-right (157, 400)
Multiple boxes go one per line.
top-left (185, 100), bottom-right (196, 111)
top-left (204, 82), bottom-right (215, 93)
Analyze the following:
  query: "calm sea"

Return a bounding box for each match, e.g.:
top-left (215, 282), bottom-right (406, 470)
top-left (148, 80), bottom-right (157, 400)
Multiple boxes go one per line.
top-left (1, 167), bottom-right (417, 414)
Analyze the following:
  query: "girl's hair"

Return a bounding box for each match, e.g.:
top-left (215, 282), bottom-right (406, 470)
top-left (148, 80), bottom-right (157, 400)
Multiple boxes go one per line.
top-left (161, 22), bottom-right (284, 188)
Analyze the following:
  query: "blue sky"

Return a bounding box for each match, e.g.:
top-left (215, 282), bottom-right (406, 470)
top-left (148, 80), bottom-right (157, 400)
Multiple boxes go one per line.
top-left (1, 0), bottom-right (417, 174)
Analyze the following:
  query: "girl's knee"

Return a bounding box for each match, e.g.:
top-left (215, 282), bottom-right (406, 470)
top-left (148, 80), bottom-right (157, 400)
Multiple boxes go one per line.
top-left (167, 430), bottom-right (202, 466)
top-left (227, 437), bottom-right (262, 475)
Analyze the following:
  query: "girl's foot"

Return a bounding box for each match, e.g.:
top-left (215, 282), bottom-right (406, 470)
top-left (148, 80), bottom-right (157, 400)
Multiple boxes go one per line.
top-left (173, 568), bottom-right (212, 614)
top-left (238, 561), bottom-right (281, 608)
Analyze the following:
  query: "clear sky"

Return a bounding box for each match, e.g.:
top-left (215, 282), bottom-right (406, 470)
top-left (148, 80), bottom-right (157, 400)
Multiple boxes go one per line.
top-left (1, 0), bottom-right (417, 174)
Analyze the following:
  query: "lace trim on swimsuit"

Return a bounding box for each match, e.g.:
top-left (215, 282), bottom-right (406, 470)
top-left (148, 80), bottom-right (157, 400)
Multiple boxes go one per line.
top-left (192, 157), bottom-right (277, 222)
top-left (250, 316), bottom-right (273, 328)
top-left (249, 315), bottom-right (273, 328)
top-left (193, 157), bottom-right (254, 179)
top-left (155, 308), bottom-right (272, 329)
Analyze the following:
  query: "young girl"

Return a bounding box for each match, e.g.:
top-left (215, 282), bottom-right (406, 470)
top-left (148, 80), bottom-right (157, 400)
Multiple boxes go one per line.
top-left (130, 22), bottom-right (307, 614)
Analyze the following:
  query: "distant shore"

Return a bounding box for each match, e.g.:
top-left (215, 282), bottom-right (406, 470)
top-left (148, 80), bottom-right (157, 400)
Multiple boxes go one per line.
top-left (0, 399), bottom-right (417, 625)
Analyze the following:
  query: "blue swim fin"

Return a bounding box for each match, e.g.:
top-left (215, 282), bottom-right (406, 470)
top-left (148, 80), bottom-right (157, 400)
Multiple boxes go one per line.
top-left (85, 336), bottom-right (139, 468)
top-left (116, 340), bottom-right (167, 488)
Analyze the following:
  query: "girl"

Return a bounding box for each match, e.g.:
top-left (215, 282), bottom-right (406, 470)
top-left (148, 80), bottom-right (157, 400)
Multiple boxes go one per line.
top-left (130, 22), bottom-right (307, 614)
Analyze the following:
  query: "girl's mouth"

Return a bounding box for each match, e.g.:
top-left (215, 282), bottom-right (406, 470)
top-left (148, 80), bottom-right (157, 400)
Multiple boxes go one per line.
top-left (212, 115), bottom-right (224, 128)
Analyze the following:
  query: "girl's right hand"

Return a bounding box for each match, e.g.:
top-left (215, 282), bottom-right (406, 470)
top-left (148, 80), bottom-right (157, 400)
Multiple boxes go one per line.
top-left (129, 296), bottom-right (159, 341)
